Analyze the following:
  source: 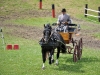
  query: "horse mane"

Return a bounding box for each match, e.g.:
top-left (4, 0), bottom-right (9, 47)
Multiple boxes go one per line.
top-left (44, 23), bottom-right (52, 30)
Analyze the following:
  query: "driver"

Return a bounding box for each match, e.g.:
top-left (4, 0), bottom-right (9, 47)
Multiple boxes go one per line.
top-left (56, 8), bottom-right (72, 32)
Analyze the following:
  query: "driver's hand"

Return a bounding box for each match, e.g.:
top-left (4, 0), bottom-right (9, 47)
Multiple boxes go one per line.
top-left (62, 22), bottom-right (65, 24)
top-left (62, 22), bottom-right (68, 25)
top-left (65, 22), bottom-right (68, 25)
top-left (57, 22), bottom-right (60, 25)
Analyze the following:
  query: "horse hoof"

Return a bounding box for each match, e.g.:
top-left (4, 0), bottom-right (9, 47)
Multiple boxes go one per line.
top-left (49, 61), bottom-right (52, 65)
top-left (55, 63), bottom-right (59, 66)
top-left (52, 59), bottom-right (55, 63)
top-left (42, 67), bottom-right (45, 70)
top-left (49, 58), bottom-right (52, 64)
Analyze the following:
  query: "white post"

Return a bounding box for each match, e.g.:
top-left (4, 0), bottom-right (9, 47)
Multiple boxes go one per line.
top-left (0, 28), bottom-right (5, 50)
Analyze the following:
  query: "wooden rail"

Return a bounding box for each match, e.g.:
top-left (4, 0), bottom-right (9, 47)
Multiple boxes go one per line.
top-left (84, 4), bottom-right (100, 22)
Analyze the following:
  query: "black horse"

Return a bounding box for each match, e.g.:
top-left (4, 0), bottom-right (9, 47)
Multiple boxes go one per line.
top-left (39, 24), bottom-right (66, 69)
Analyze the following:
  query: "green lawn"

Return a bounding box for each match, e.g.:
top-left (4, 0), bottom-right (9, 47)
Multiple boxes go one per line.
top-left (0, 35), bottom-right (100, 75)
top-left (4, 17), bottom-right (57, 27)
top-left (93, 33), bottom-right (100, 39)
top-left (1, 0), bottom-right (100, 18)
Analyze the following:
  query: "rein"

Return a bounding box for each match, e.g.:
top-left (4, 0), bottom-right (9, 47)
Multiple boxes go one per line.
top-left (42, 29), bottom-right (53, 43)
top-left (44, 31), bottom-right (54, 43)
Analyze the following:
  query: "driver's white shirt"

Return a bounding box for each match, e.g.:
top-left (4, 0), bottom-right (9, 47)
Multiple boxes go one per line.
top-left (57, 14), bottom-right (71, 24)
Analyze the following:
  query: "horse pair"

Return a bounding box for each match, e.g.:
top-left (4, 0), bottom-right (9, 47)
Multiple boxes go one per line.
top-left (39, 24), bottom-right (66, 69)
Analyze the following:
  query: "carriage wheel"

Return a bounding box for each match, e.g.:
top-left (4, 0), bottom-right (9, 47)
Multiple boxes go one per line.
top-left (78, 38), bottom-right (83, 60)
top-left (71, 38), bottom-right (74, 47)
top-left (73, 43), bottom-right (78, 62)
top-left (80, 38), bottom-right (83, 50)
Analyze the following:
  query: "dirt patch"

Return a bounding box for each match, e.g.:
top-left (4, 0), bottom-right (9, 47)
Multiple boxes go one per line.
top-left (0, 23), bottom-right (100, 49)
top-left (0, 9), bottom-right (100, 49)
top-left (0, 24), bottom-right (43, 41)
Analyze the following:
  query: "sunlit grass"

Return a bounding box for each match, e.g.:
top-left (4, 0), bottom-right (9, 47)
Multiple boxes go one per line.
top-left (0, 32), bottom-right (100, 75)
top-left (4, 17), bottom-right (57, 27)
top-left (0, 34), bottom-right (100, 75)
top-left (93, 33), bottom-right (100, 39)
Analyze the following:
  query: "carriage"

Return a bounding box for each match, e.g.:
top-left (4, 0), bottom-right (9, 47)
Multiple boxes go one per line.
top-left (56, 24), bottom-right (83, 62)
top-left (39, 23), bottom-right (83, 69)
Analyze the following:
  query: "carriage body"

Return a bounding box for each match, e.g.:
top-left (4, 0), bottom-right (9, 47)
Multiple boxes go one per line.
top-left (58, 24), bottom-right (77, 43)
top-left (59, 32), bottom-right (73, 44)
top-left (58, 24), bottom-right (83, 62)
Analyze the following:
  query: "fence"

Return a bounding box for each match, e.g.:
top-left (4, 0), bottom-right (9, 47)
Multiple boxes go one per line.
top-left (84, 4), bottom-right (100, 22)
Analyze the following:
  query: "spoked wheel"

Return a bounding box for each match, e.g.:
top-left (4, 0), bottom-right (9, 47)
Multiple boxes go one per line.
top-left (73, 43), bottom-right (78, 62)
top-left (78, 38), bottom-right (83, 60)
top-left (80, 38), bottom-right (83, 50)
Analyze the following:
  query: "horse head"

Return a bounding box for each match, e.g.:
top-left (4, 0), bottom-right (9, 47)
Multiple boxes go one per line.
top-left (43, 24), bottom-right (52, 43)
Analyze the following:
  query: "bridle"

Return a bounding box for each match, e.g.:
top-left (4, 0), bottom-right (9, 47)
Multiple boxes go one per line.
top-left (43, 29), bottom-right (52, 43)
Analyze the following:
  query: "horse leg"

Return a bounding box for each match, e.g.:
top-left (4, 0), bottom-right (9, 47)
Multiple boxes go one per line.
top-left (49, 50), bottom-right (52, 64)
top-left (51, 49), bottom-right (55, 63)
top-left (42, 49), bottom-right (46, 69)
top-left (56, 47), bottom-right (60, 65)
top-left (49, 49), bottom-right (54, 64)
top-left (46, 51), bottom-right (49, 60)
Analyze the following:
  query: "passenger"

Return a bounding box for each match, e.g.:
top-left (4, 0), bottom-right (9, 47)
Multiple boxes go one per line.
top-left (56, 8), bottom-right (72, 32)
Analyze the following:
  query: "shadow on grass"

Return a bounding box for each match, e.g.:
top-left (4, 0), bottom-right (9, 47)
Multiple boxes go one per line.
top-left (53, 56), bottom-right (100, 73)
top-left (54, 58), bottom-right (84, 73)
top-left (66, 57), bottom-right (100, 63)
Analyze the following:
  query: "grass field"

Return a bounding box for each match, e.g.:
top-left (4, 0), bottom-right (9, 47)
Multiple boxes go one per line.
top-left (0, 0), bottom-right (100, 75)
top-left (1, 0), bottom-right (100, 18)
top-left (0, 35), bottom-right (100, 75)
top-left (4, 17), bottom-right (57, 27)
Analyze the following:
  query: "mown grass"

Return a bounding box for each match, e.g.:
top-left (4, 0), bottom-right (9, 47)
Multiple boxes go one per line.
top-left (1, 0), bottom-right (100, 18)
top-left (0, 26), bottom-right (100, 75)
top-left (79, 15), bottom-right (100, 24)
top-left (93, 33), bottom-right (100, 39)
top-left (0, 34), bottom-right (100, 75)
top-left (0, 0), bottom-right (33, 16)
top-left (4, 17), bottom-right (57, 27)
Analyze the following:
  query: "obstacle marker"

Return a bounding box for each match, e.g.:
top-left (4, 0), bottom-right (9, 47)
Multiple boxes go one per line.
top-left (52, 4), bottom-right (55, 18)
top-left (39, 0), bottom-right (42, 9)
top-left (13, 44), bottom-right (19, 50)
top-left (6, 44), bottom-right (12, 50)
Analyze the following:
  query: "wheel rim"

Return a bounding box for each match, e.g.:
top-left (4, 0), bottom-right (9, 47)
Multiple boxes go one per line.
top-left (73, 44), bottom-right (78, 62)
top-left (78, 38), bottom-right (83, 60)
top-left (80, 38), bottom-right (83, 50)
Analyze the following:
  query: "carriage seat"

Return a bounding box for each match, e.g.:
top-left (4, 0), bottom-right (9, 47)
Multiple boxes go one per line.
top-left (68, 24), bottom-right (77, 33)
top-left (68, 27), bottom-right (76, 32)
top-left (55, 24), bottom-right (77, 33)
top-left (55, 24), bottom-right (68, 32)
